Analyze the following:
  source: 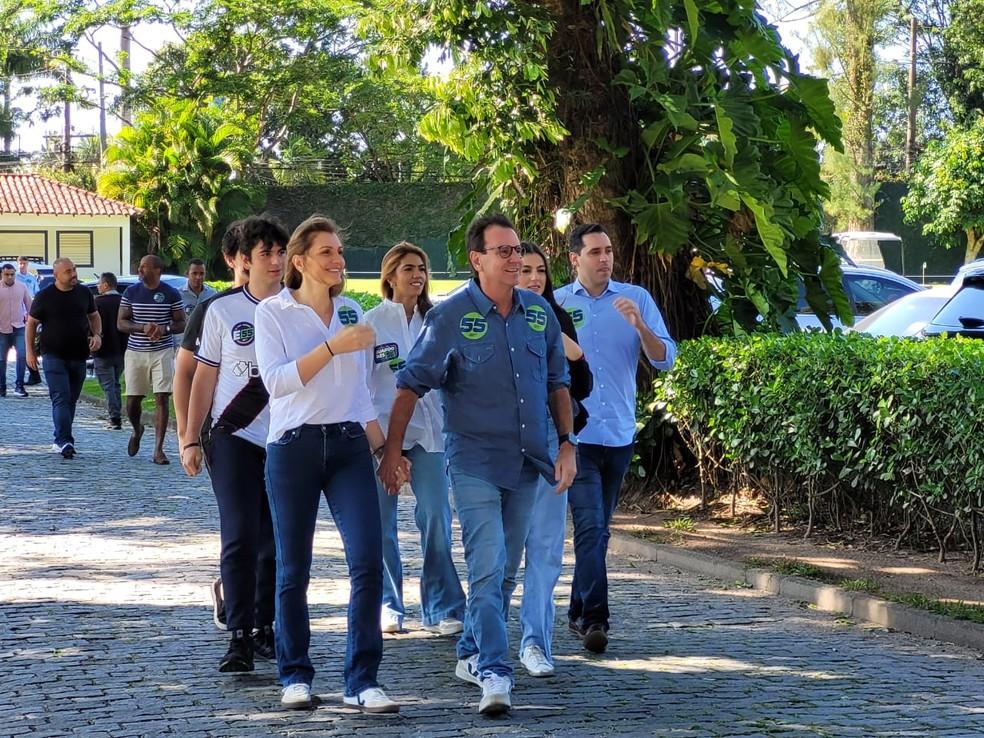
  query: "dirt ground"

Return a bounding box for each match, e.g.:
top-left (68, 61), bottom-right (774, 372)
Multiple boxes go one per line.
top-left (612, 492), bottom-right (984, 607)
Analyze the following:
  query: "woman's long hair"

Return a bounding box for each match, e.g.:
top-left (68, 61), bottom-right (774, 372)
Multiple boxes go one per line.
top-left (520, 241), bottom-right (560, 311)
top-left (284, 215), bottom-right (345, 298)
top-left (379, 241), bottom-right (434, 317)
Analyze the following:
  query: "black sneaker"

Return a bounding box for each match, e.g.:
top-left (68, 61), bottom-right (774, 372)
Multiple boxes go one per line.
top-left (219, 630), bottom-right (254, 672)
top-left (568, 619), bottom-right (585, 637)
top-left (108, 417), bottom-right (122, 430)
top-left (252, 625), bottom-right (276, 661)
top-left (15, 387), bottom-right (28, 398)
top-left (61, 444), bottom-right (76, 459)
top-left (583, 623), bottom-right (608, 654)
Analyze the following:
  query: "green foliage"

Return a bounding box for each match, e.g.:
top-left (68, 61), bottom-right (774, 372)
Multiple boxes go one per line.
top-left (941, 0), bottom-right (984, 125)
top-left (903, 118), bottom-right (984, 261)
top-left (98, 98), bottom-right (262, 266)
top-left (344, 289), bottom-right (381, 312)
top-left (654, 333), bottom-right (984, 553)
top-left (365, 0), bottom-right (848, 335)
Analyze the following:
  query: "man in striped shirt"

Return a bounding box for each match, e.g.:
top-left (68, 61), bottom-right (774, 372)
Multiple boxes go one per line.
top-left (118, 255), bottom-right (186, 465)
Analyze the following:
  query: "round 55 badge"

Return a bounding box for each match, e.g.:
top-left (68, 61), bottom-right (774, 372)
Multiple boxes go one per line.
top-left (459, 311), bottom-right (488, 340)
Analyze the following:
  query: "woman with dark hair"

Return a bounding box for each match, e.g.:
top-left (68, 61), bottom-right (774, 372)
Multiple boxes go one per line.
top-left (255, 215), bottom-right (409, 712)
top-left (364, 242), bottom-right (466, 636)
top-left (511, 240), bottom-right (592, 677)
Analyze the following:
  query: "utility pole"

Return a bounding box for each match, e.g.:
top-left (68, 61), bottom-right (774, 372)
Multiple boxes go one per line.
top-left (120, 25), bottom-right (132, 125)
top-left (63, 67), bottom-right (72, 173)
top-left (905, 15), bottom-right (918, 173)
top-left (98, 41), bottom-right (108, 154)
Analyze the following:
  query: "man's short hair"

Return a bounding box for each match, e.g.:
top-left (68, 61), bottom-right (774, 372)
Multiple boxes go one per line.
top-left (17, 256), bottom-right (28, 263)
top-left (100, 272), bottom-right (118, 288)
top-left (569, 223), bottom-right (608, 254)
top-left (187, 258), bottom-right (205, 269)
top-left (466, 213), bottom-right (515, 256)
top-left (2, 263), bottom-right (14, 271)
top-left (220, 220), bottom-right (245, 260)
top-left (141, 254), bottom-right (164, 270)
top-left (240, 213), bottom-right (290, 257)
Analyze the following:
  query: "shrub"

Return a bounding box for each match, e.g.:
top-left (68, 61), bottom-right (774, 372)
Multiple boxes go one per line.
top-left (653, 333), bottom-right (984, 567)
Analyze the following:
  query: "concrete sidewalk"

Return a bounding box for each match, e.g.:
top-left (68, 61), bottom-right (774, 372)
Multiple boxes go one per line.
top-left (2, 392), bottom-right (984, 737)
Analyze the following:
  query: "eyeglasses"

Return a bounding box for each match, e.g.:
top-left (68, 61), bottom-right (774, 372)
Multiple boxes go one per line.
top-left (482, 245), bottom-right (523, 258)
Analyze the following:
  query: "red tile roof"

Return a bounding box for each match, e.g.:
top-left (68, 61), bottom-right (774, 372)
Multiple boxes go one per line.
top-left (0, 173), bottom-right (139, 217)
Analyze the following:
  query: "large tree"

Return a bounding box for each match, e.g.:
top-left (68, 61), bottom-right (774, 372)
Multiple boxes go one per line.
top-left (903, 118), bottom-right (984, 263)
top-left (367, 0), bottom-right (847, 340)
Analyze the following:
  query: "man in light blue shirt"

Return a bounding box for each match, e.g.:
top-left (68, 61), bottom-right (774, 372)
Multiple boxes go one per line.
top-left (555, 223), bottom-right (677, 654)
top-left (16, 257), bottom-right (42, 385)
top-left (379, 213), bottom-right (575, 716)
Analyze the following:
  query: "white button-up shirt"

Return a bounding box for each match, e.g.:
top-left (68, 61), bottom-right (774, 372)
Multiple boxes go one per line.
top-left (255, 287), bottom-right (376, 445)
top-left (363, 298), bottom-right (444, 453)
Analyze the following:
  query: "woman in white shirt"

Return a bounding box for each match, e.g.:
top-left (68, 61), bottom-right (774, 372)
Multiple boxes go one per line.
top-left (255, 215), bottom-right (408, 714)
top-left (364, 243), bottom-right (466, 636)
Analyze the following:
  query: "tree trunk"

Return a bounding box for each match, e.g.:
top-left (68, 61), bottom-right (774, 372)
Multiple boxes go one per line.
top-left (965, 227), bottom-right (983, 264)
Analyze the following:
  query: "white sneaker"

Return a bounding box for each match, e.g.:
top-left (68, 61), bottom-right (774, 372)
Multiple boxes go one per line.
top-left (343, 686), bottom-right (400, 714)
top-left (478, 672), bottom-right (512, 715)
top-left (422, 617), bottom-right (464, 636)
top-left (454, 654), bottom-right (482, 686)
top-left (281, 683), bottom-right (312, 709)
top-left (51, 443), bottom-right (62, 453)
top-left (519, 644), bottom-right (555, 677)
top-left (381, 611), bottom-right (403, 634)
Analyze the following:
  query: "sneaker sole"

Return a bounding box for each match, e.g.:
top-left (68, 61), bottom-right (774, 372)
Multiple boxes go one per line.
top-left (218, 658), bottom-right (254, 673)
top-left (583, 630), bottom-right (608, 654)
top-left (282, 698), bottom-right (313, 710)
top-left (523, 664), bottom-right (555, 677)
top-left (343, 699), bottom-right (400, 714)
top-left (479, 696), bottom-right (511, 716)
top-left (454, 661), bottom-right (482, 687)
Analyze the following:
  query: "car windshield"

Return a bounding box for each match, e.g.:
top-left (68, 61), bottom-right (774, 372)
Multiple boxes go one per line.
top-left (931, 283), bottom-right (984, 328)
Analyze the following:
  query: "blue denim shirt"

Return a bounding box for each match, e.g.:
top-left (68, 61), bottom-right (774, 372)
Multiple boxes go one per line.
top-left (397, 279), bottom-right (570, 490)
top-left (555, 278), bottom-right (677, 447)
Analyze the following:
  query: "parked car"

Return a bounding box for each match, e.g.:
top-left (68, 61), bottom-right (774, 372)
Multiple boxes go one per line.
top-left (849, 286), bottom-right (953, 337)
top-left (794, 265), bottom-right (923, 330)
top-left (922, 272), bottom-right (984, 339)
top-left (82, 274), bottom-right (188, 296)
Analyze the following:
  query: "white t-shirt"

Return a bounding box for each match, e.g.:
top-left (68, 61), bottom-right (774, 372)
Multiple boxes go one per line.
top-left (255, 288), bottom-right (376, 445)
top-left (195, 286), bottom-right (269, 448)
top-left (363, 298), bottom-right (443, 453)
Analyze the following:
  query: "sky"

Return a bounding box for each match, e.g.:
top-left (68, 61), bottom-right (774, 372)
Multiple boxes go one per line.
top-left (15, 7), bottom-right (821, 154)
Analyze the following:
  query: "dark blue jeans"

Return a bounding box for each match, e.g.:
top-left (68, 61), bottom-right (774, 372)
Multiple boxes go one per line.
top-left (93, 354), bottom-right (125, 420)
top-left (567, 442), bottom-right (634, 630)
top-left (265, 422), bottom-right (383, 696)
top-left (207, 430), bottom-right (276, 633)
top-left (0, 327), bottom-right (26, 392)
top-left (42, 355), bottom-right (87, 448)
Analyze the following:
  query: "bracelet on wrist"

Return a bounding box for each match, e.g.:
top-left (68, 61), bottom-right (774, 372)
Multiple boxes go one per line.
top-left (324, 341), bottom-right (335, 357)
top-left (182, 442), bottom-right (201, 451)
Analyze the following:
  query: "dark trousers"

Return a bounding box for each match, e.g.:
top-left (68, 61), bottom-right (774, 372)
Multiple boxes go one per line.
top-left (0, 327), bottom-right (26, 392)
top-left (207, 430), bottom-right (276, 633)
top-left (93, 354), bottom-right (125, 420)
top-left (265, 422), bottom-right (383, 696)
top-left (43, 355), bottom-right (87, 448)
top-left (567, 442), bottom-right (634, 630)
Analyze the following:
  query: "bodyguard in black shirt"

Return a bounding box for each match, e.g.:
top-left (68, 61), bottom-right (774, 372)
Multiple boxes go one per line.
top-left (26, 258), bottom-right (102, 459)
top-left (94, 273), bottom-right (126, 430)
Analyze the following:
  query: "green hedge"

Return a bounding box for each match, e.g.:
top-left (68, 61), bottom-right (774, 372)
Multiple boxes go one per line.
top-left (653, 333), bottom-right (984, 565)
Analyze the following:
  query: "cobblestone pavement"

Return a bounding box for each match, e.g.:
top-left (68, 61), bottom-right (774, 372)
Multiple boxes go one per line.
top-left (3, 388), bottom-right (984, 737)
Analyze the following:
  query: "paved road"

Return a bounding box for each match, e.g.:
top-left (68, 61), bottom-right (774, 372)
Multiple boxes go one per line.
top-left (2, 388), bottom-right (984, 737)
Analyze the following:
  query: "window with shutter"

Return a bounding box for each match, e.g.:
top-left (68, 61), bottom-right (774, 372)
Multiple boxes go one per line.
top-left (56, 231), bottom-right (94, 267)
top-left (0, 231), bottom-right (47, 262)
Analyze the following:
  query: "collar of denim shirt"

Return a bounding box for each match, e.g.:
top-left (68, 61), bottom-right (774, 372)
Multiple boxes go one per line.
top-left (465, 277), bottom-right (534, 318)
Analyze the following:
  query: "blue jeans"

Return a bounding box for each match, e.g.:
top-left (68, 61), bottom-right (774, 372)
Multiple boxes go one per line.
top-left (450, 462), bottom-right (539, 679)
top-left (0, 327), bottom-right (26, 392)
top-left (567, 442), bottom-right (634, 630)
top-left (207, 430), bottom-right (275, 633)
top-left (265, 423), bottom-right (383, 696)
top-left (377, 445), bottom-right (465, 626)
top-left (93, 354), bottom-right (124, 420)
top-left (514, 431), bottom-right (567, 660)
top-left (42, 355), bottom-right (87, 448)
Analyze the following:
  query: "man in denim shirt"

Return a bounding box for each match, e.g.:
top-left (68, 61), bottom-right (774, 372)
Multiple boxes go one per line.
top-left (555, 223), bottom-right (677, 655)
top-left (378, 214), bottom-right (575, 716)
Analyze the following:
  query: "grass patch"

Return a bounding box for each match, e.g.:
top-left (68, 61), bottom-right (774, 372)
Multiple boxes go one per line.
top-left (663, 516), bottom-right (697, 533)
top-left (82, 377), bottom-right (173, 418)
top-left (745, 556), bottom-right (828, 580)
top-left (345, 277), bottom-right (465, 296)
top-left (883, 592), bottom-right (984, 625)
top-left (839, 577), bottom-right (880, 592)
top-left (630, 529), bottom-right (670, 545)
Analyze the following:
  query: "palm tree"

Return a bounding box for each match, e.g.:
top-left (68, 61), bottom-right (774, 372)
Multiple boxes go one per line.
top-left (99, 98), bottom-right (260, 265)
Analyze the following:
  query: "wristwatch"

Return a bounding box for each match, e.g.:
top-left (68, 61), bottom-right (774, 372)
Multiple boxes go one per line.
top-left (558, 433), bottom-right (578, 447)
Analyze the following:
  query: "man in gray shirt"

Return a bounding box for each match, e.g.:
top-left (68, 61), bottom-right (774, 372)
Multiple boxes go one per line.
top-left (180, 258), bottom-right (217, 314)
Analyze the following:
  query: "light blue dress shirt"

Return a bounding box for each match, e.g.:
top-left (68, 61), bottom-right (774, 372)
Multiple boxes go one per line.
top-left (554, 278), bottom-right (677, 447)
top-left (397, 279), bottom-right (570, 490)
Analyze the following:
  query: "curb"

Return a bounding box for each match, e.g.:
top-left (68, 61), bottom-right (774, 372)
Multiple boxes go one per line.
top-left (610, 531), bottom-right (984, 652)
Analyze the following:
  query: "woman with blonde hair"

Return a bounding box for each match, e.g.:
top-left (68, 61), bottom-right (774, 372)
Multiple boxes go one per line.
top-left (364, 242), bottom-right (466, 636)
top-left (255, 215), bottom-right (408, 713)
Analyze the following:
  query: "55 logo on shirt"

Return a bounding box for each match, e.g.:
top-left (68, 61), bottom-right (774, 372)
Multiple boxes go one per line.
top-left (231, 321), bottom-right (255, 346)
top-left (459, 312), bottom-right (488, 340)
